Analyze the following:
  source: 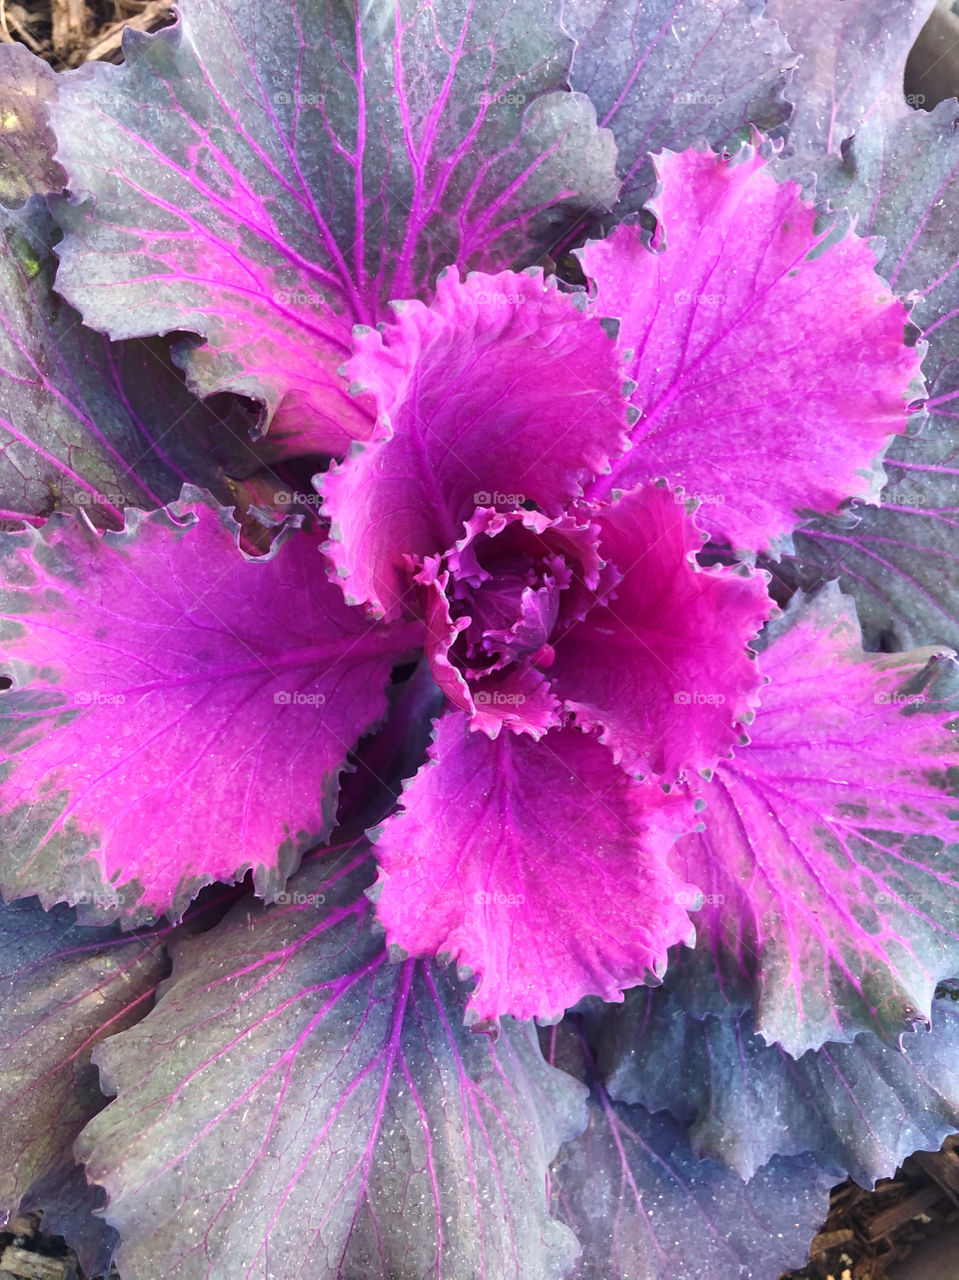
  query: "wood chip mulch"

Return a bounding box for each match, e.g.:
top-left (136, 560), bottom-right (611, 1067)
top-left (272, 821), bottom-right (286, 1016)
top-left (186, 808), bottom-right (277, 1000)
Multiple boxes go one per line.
top-left (780, 1137), bottom-right (959, 1280)
top-left (0, 0), bottom-right (174, 69)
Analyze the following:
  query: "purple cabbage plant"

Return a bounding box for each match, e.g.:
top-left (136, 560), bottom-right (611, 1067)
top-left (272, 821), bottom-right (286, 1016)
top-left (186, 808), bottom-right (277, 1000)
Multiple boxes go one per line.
top-left (1, 2), bottom-right (959, 1277)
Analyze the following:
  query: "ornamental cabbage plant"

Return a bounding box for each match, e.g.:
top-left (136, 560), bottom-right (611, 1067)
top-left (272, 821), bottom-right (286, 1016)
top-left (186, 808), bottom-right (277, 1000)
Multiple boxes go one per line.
top-left (1, 2), bottom-right (959, 1278)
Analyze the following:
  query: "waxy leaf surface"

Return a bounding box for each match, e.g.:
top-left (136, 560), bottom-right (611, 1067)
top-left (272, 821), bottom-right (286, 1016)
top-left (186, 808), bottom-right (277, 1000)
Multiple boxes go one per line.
top-left (791, 99), bottom-right (959, 649)
top-left (580, 144), bottom-right (922, 553)
top-left (667, 585), bottom-right (959, 1055)
top-left (51, 0), bottom-right (619, 453)
top-left (0, 204), bottom-right (242, 528)
top-left (0, 894), bottom-right (164, 1224)
top-left (600, 987), bottom-right (959, 1186)
top-left (564, 0), bottom-right (794, 214)
top-left (0, 491), bottom-right (418, 923)
top-left (372, 714), bottom-right (699, 1025)
top-left (550, 1083), bottom-right (835, 1280)
top-left (768, 0), bottom-right (934, 158)
top-left (77, 856), bottom-right (587, 1280)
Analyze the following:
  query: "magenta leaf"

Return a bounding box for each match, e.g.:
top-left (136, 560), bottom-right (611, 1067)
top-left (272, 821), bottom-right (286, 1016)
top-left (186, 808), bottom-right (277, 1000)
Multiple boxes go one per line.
top-left (50, 0), bottom-right (619, 454)
top-left (0, 489), bottom-right (420, 923)
top-left (322, 268), bottom-right (629, 618)
top-left (550, 483), bottom-right (772, 777)
top-left (0, 203), bottom-right (248, 529)
top-left (75, 854), bottom-right (587, 1280)
top-left (600, 987), bottom-right (959, 1187)
top-left (0, 44), bottom-right (66, 207)
top-left (666, 584), bottom-right (959, 1055)
top-left (416, 504), bottom-right (606, 741)
top-left (769, 0), bottom-right (934, 158)
top-left (0, 893), bottom-right (165, 1226)
top-left (789, 99), bottom-right (959, 649)
top-left (549, 1060), bottom-right (835, 1280)
top-left (579, 142), bottom-right (923, 552)
top-left (371, 713), bottom-right (699, 1025)
top-left (564, 0), bottom-right (795, 214)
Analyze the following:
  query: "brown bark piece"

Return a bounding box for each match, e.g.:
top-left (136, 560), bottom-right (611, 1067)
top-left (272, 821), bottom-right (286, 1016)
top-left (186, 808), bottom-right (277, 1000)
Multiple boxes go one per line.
top-left (863, 1184), bottom-right (947, 1242)
top-left (0, 1247), bottom-right (69, 1280)
top-left (810, 1228), bottom-right (856, 1254)
top-left (49, 0), bottom-right (87, 61)
top-left (80, 0), bottom-right (173, 62)
top-left (911, 1139), bottom-right (959, 1204)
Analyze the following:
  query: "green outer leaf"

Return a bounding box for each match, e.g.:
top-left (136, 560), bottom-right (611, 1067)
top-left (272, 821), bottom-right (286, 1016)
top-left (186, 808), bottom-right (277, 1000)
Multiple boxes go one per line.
top-left (49, 0), bottom-right (619, 452)
top-left (598, 987), bottom-right (959, 1186)
top-left (790, 98), bottom-right (959, 649)
top-left (769, 0), bottom-right (935, 159)
top-left (77, 854), bottom-right (587, 1280)
top-left (0, 894), bottom-right (165, 1223)
top-left (0, 43), bottom-right (66, 208)
top-left (563, 0), bottom-right (795, 216)
top-left (0, 201), bottom-right (248, 528)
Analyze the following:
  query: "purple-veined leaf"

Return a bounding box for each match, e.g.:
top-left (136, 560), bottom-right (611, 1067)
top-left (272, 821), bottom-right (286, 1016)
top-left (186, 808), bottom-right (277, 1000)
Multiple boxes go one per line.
top-left (563, 0), bottom-right (795, 215)
top-left (599, 987), bottom-right (959, 1186)
top-left (0, 489), bottom-right (421, 924)
top-left (76, 853), bottom-right (587, 1280)
top-left (666, 583), bottom-right (959, 1055)
top-left (550, 483), bottom-right (772, 778)
top-left (768, 0), bottom-right (935, 158)
top-left (321, 267), bottom-right (630, 619)
top-left (579, 141), bottom-right (923, 553)
top-left (49, 0), bottom-right (620, 455)
top-left (789, 98), bottom-right (959, 649)
top-left (419, 554), bottom-right (564, 739)
top-left (0, 44), bottom-right (66, 207)
top-left (371, 713), bottom-right (699, 1025)
top-left (548, 1026), bottom-right (835, 1280)
top-left (0, 202), bottom-right (251, 529)
top-left (0, 893), bottom-right (165, 1226)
